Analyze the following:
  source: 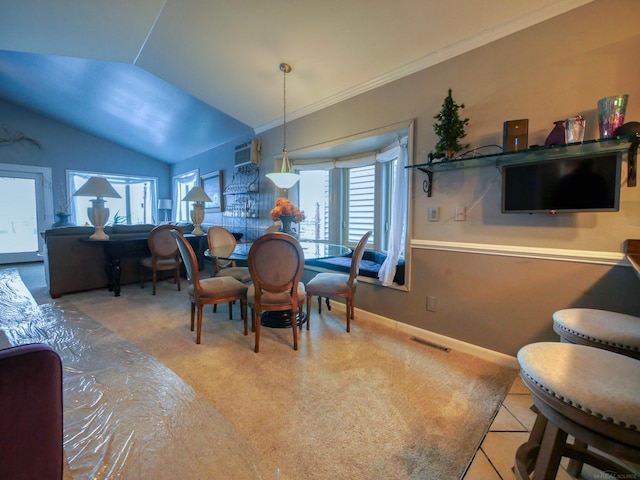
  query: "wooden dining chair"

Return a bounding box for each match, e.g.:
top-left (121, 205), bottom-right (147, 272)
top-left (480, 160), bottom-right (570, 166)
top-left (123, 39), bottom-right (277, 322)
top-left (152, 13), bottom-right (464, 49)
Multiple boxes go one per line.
top-left (206, 226), bottom-right (252, 283)
top-left (247, 232), bottom-right (305, 352)
top-left (139, 224), bottom-right (183, 295)
top-left (171, 229), bottom-right (248, 344)
top-left (305, 231), bottom-right (371, 332)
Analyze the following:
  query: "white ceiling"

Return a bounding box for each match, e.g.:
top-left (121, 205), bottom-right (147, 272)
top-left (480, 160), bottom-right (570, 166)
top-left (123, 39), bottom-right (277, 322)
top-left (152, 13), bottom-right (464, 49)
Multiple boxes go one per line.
top-left (0, 0), bottom-right (593, 163)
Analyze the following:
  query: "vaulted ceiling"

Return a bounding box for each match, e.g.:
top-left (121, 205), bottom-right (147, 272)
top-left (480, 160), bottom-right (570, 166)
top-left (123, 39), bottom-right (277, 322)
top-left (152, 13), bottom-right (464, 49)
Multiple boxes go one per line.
top-left (0, 0), bottom-right (592, 163)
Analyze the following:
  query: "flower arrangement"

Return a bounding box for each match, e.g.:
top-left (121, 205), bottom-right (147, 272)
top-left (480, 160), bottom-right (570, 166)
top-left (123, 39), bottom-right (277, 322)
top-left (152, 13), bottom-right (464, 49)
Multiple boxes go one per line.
top-left (270, 197), bottom-right (305, 223)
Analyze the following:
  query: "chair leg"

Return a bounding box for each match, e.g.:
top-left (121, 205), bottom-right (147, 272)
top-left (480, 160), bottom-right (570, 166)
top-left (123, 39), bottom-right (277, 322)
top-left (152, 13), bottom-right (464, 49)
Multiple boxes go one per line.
top-left (175, 267), bottom-right (181, 291)
top-left (291, 308), bottom-right (298, 351)
top-left (346, 299), bottom-right (352, 332)
top-left (140, 266), bottom-right (144, 289)
top-left (241, 300), bottom-right (248, 336)
top-left (306, 294), bottom-right (311, 331)
top-left (190, 302), bottom-right (195, 331)
top-left (252, 307), bottom-right (257, 332)
top-left (254, 308), bottom-right (260, 353)
top-left (533, 421), bottom-right (567, 480)
top-left (152, 270), bottom-right (157, 295)
top-left (317, 296), bottom-right (322, 314)
top-left (228, 301), bottom-right (233, 320)
top-left (196, 303), bottom-right (203, 344)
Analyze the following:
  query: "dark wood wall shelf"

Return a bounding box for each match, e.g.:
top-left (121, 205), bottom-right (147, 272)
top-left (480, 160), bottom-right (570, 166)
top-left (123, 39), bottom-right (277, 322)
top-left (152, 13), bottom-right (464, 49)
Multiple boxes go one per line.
top-left (408, 134), bottom-right (638, 197)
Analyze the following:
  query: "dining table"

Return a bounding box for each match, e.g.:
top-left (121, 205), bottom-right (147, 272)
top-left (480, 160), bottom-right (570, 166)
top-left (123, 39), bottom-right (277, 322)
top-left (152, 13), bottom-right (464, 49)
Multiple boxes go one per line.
top-left (205, 239), bottom-right (351, 328)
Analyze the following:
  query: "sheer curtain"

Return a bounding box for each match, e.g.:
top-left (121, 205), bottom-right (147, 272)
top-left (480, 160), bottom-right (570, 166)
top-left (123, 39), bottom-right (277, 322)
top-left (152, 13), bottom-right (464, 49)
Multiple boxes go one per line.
top-left (376, 136), bottom-right (408, 285)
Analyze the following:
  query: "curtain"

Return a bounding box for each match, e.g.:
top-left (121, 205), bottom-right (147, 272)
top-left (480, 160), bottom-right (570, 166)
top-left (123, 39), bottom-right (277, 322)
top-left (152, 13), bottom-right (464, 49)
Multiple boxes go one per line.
top-left (376, 136), bottom-right (408, 286)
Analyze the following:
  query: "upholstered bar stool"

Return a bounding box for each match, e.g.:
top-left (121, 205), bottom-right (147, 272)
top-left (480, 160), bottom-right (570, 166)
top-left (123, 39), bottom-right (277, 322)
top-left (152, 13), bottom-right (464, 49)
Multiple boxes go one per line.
top-left (514, 342), bottom-right (640, 480)
top-left (553, 308), bottom-right (640, 360)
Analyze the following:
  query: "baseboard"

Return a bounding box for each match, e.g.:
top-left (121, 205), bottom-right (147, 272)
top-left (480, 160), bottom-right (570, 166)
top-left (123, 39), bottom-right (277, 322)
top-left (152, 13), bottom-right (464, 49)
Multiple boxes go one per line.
top-left (328, 301), bottom-right (519, 370)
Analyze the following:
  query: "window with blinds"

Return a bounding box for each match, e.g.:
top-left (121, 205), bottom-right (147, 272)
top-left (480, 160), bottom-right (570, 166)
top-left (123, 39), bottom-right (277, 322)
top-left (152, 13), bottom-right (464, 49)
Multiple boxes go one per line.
top-left (346, 164), bottom-right (375, 245)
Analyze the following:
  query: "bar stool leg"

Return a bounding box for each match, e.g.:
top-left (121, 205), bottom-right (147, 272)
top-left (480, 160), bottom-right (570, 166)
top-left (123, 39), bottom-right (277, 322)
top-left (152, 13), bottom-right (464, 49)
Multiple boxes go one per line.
top-left (533, 422), bottom-right (567, 480)
top-left (566, 439), bottom-right (587, 477)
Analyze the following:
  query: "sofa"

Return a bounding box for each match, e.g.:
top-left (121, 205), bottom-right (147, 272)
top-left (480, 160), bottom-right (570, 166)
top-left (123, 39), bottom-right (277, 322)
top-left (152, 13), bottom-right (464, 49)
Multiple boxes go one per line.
top-left (43, 223), bottom-right (200, 298)
top-left (0, 343), bottom-right (63, 479)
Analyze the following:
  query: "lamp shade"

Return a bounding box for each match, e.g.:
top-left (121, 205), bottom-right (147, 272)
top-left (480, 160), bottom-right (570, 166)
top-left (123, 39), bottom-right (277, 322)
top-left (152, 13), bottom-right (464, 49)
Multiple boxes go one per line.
top-left (158, 198), bottom-right (172, 210)
top-left (73, 177), bottom-right (121, 198)
top-left (266, 172), bottom-right (300, 189)
top-left (182, 186), bottom-right (212, 203)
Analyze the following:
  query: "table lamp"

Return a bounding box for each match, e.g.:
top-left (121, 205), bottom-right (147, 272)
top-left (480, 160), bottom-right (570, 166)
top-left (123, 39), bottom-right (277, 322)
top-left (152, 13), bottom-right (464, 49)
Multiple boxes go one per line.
top-left (73, 177), bottom-right (122, 240)
top-left (182, 186), bottom-right (212, 235)
top-left (158, 198), bottom-right (172, 222)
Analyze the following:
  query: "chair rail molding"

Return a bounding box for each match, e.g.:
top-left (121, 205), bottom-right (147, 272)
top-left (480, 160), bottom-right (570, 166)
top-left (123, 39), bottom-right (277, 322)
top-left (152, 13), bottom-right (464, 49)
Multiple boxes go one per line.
top-left (411, 239), bottom-right (629, 267)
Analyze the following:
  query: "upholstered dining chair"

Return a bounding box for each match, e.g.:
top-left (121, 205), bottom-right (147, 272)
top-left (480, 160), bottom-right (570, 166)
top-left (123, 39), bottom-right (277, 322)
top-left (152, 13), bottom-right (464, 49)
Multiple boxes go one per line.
top-left (139, 224), bottom-right (183, 295)
top-left (305, 231), bottom-right (371, 332)
top-left (171, 229), bottom-right (248, 344)
top-left (206, 226), bottom-right (252, 284)
top-left (247, 232), bottom-right (305, 352)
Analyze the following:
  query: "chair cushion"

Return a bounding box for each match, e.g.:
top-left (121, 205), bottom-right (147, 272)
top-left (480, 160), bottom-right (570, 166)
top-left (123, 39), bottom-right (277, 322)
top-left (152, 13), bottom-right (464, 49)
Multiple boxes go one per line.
top-left (306, 272), bottom-right (354, 296)
top-left (247, 282), bottom-right (306, 306)
top-left (517, 342), bottom-right (640, 431)
top-left (215, 267), bottom-right (252, 284)
top-left (553, 308), bottom-right (640, 352)
top-left (189, 277), bottom-right (247, 301)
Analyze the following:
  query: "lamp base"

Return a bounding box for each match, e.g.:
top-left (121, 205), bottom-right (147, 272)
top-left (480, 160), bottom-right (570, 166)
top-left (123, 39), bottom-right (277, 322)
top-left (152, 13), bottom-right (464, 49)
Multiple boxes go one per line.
top-left (88, 200), bottom-right (110, 240)
top-left (89, 227), bottom-right (109, 240)
top-left (191, 204), bottom-right (205, 236)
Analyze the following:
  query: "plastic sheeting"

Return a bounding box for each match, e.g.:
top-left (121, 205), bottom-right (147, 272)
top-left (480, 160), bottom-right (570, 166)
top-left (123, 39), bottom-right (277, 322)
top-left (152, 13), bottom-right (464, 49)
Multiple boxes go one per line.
top-left (0, 269), bottom-right (265, 479)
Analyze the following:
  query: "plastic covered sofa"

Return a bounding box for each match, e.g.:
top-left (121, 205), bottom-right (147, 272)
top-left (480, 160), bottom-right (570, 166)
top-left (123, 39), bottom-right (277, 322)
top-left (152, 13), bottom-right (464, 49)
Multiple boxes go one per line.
top-left (0, 343), bottom-right (63, 479)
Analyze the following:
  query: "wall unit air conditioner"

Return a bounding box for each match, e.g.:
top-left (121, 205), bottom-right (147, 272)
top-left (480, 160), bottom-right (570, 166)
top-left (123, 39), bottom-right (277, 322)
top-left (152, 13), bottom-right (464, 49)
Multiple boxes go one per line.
top-left (234, 138), bottom-right (260, 167)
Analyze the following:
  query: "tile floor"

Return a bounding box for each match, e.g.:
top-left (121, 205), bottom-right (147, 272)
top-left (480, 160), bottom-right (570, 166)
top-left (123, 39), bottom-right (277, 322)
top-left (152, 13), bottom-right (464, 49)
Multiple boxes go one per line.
top-left (463, 375), bottom-right (639, 480)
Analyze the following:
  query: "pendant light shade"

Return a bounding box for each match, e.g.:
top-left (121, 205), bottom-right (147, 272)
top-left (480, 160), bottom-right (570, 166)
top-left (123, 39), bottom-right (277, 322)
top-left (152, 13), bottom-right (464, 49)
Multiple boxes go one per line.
top-left (267, 63), bottom-right (300, 189)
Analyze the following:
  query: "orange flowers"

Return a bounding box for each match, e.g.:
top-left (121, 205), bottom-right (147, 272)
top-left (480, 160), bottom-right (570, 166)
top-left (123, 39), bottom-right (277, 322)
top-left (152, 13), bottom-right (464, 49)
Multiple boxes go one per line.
top-left (270, 197), bottom-right (305, 223)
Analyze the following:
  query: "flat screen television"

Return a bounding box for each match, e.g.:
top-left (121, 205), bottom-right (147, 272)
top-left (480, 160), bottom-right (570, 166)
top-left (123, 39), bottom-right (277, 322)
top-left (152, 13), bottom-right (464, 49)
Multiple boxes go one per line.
top-left (501, 152), bottom-right (621, 214)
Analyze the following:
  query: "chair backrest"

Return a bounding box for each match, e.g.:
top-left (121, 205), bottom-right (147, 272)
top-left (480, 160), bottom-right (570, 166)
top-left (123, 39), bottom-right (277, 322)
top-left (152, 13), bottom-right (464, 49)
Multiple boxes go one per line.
top-left (171, 229), bottom-right (200, 289)
top-left (207, 226), bottom-right (237, 270)
top-left (248, 232), bottom-right (304, 299)
top-left (148, 224), bottom-right (183, 260)
top-left (349, 231), bottom-right (372, 285)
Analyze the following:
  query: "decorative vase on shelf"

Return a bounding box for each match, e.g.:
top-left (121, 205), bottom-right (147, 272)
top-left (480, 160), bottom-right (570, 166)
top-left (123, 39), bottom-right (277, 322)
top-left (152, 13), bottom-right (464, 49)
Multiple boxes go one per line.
top-left (545, 121), bottom-right (566, 146)
top-left (53, 213), bottom-right (73, 228)
top-left (278, 215), bottom-right (295, 236)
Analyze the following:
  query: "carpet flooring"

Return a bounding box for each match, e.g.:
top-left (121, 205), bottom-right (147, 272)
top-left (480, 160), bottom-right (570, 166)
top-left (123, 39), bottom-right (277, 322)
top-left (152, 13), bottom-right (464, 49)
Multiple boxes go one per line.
top-left (4, 264), bottom-right (517, 479)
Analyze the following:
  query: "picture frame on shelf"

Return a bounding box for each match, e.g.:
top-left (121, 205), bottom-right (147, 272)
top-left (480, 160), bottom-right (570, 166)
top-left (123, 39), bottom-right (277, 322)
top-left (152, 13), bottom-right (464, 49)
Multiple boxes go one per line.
top-left (202, 170), bottom-right (223, 212)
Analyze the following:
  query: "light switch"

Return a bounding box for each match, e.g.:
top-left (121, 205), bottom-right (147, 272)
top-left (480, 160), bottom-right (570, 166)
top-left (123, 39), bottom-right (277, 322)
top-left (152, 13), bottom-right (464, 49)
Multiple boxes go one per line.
top-left (455, 207), bottom-right (466, 221)
top-left (428, 207), bottom-right (439, 222)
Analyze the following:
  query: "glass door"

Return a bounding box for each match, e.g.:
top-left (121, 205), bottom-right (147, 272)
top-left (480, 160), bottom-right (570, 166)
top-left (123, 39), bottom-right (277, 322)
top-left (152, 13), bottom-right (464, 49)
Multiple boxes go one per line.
top-left (0, 165), bottom-right (52, 264)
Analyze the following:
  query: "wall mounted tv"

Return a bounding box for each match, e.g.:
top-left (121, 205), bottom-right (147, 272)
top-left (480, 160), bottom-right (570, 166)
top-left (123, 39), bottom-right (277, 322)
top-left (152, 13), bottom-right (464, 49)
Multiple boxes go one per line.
top-left (501, 152), bottom-right (621, 214)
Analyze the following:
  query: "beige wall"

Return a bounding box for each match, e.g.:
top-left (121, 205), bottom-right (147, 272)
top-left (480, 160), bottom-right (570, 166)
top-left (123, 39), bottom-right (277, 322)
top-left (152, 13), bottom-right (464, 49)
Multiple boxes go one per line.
top-left (270, 0), bottom-right (640, 356)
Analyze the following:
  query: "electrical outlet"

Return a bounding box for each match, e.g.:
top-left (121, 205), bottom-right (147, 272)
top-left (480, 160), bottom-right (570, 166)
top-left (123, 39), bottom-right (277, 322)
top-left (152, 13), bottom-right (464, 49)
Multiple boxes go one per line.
top-left (428, 207), bottom-right (439, 222)
top-left (427, 296), bottom-right (437, 312)
top-left (454, 206), bottom-right (466, 221)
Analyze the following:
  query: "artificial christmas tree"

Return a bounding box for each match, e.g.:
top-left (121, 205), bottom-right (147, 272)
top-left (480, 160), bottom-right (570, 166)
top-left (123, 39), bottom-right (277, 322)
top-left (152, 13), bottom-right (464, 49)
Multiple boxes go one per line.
top-left (433, 88), bottom-right (469, 159)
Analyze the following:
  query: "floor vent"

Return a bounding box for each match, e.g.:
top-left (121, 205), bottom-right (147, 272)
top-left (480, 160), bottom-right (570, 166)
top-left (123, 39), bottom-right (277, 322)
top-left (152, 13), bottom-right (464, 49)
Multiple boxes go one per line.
top-left (410, 337), bottom-right (451, 352)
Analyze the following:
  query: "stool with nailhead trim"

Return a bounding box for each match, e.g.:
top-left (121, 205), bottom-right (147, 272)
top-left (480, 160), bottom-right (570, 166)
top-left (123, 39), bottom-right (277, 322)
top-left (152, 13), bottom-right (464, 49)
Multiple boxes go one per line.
top-left (553, 308), bottom-right (640, 360)
top-left (514, 342), bottom-right (640, 480)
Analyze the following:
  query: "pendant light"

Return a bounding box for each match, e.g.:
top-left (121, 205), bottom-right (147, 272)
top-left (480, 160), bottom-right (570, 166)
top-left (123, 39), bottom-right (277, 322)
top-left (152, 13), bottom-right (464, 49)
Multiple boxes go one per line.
top-left (266, 63), bottom-right (300, 189)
